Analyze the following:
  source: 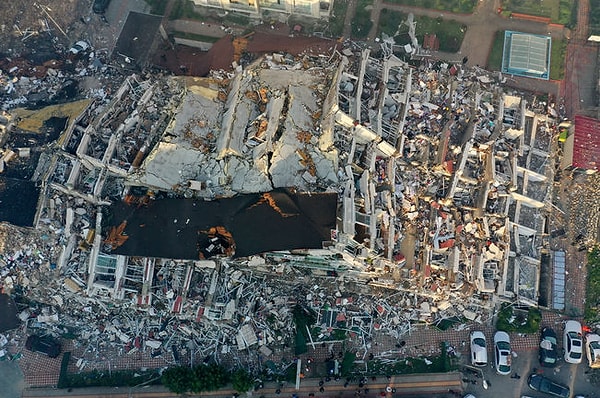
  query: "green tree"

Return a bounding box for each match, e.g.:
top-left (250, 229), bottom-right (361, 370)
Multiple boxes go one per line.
top-left (341, 351), bottom-right (356, 376)
top-left (192, 364), bottom-right (229, 392)
top-left (161, 366), bottom-right (195, 394)
top-left (232, 369), bottom-right (254, 393)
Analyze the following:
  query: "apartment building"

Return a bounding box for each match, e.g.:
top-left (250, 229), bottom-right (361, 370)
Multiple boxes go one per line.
top-left (191, 0), bottom-right (332, 20)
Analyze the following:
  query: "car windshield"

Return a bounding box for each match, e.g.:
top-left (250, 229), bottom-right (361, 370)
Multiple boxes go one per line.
top-left (473, 337), bottom-right (485, 347)
top-left (498, 364), bottom-right (510, 373)
top-left (571, 351), bottom-right (582, 359)
top-left (545, 336), bottom-right (557, 345)
top-left (591, 341), bottom-right (600, 350)
top-left (497, 341), bottom-right (510, 350)
top-left (543, 356), bottom-right (556, 364)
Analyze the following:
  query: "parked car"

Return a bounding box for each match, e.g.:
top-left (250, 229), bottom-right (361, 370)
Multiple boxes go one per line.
top-left (564, 320), bottom-right (583, 364)
top-left (470, 331), bottom-right (487, 367)
top-left (585, 333), bottom-right (600, 368)
top-left (68, 40), bottom-right (90, 56)
top-left (527, 373), bottom-right (570, 398)
top-left (539, 327), bottom-right (558, 367)
top-left (494, 331), bottom-right (511, 375)
top-left (25, 335), bottom-right (61, 358)
top-left (92, 0), bottom-right (111, 14)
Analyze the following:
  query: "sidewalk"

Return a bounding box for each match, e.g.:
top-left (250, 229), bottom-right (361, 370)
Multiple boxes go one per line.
top-left (22, 372), bottom-right (463, 397)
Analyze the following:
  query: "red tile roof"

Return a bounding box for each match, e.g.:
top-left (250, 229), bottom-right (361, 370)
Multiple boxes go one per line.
top-left (423, 34), bottom-right (439, 51)
top-left (573, 115), bottom-right (600, 170)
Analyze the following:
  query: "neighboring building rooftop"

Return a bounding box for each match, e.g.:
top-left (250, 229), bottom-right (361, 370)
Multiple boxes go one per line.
top-left (113, 12), bottom-right (163, 68)
top-left (572, 115), bottom-right (600, 171)
top-left (191, 0), bottom-right (332, 20)
top-left (109, 189), bottom-right (338, 259)
top-left (502, 31), bottom-right (551, 80)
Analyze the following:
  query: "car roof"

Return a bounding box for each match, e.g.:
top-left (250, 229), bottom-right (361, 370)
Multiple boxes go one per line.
top-left (497, 349), bottom-right (510, 364)
top-left (537, 375), bottom-right (569, 395)
top-left (565, 320), bottom-right (582, 332)
top-left (472, 343), bottom-right (487, 357)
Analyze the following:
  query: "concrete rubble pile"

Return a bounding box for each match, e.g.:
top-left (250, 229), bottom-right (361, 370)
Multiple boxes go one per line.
top-left (0, 44), bottom-right (563, 372)
top-left (0, 45), bottom-right (122, 111)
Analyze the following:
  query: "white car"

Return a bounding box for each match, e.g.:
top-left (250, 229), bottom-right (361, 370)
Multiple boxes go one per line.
top-left (470, 331), bottom-right (488, 367)
top-left (69, 40), bottom-right (90, 55)
top-left (564, 320), bottom-right (583, 364)
top-left (494, 331), bottom-right (511, 375)
top-left (585, 333), bottom-right (600, 368)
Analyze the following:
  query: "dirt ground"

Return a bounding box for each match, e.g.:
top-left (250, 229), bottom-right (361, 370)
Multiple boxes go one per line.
top-left (246, 31), bottom-right (338, 56)
top-left (152, 35), bottom-right (236, 77)
top-left (0, 1), bottom-right (90, 55)
top-left (152, 30), bottom-right (337, 77)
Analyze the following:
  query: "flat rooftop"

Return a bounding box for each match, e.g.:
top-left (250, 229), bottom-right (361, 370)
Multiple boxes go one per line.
top-left (108, 189), bottom-right (337, 259)
top-left (113, 11), bottom-right (163, 67)
top-left (502, 31), bottom-right (551, 80)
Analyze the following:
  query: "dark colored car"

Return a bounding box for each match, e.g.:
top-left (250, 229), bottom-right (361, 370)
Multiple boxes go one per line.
top-left (539, 327), bottom-right (558, 367)
top-left (25, 335), bottom-right (61, 358)
top-left (528, 374), bottom-right (570, 398)
top-left (92, 0), bottom-right (111, 14)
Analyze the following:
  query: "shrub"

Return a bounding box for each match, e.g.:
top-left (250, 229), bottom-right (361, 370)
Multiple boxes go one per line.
top-left (585, 247), bottom-right (600, 322)
top-left (162, 366), bottom-right (195, 394)
top-left (341, 351), bottom-right (356, 376)
top-left (162, 364), bottom-right (229, 394)
top-left (232, 369), bottom-right (254, 393)
top-left (496, 303), bottom-right (541, 334)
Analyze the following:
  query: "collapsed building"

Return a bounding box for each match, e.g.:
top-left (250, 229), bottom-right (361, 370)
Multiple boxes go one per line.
top-left (0, 45), bottom-right (561, 373)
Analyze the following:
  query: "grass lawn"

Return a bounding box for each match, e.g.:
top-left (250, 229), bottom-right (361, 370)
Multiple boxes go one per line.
top-left (144, 0), bottom-right (168, 15)
top-left (172, 31), bottom-right (222, 43)
top-left (487, 30), bottom-right (505, 70)
top-left (501, 0), bottom-right (574, 25)
top-left (170, 0), bottom-right (207, 20)
top-left (224, 13), bottom-right (250, 25)
top-left (378, 9), bottom-right (466, 52)
top-left (366, 343), bottom-right (456, 375)
top-left (329, 0), bottom-right (348, 37)
top-left (351, 0), bottom-right (374, 39)
top-left (549, 38), bottom-right (566, 80)
top-left (585, 247), bottom-right (600, 323)
top-left (496, 303), bottom-right (542, 334)
top-left (592, 0), bottom-right (600, 35)
top-left (383, 0), bottom-right (477, 13)
top-left (488, 31), bottom-right (566, 80)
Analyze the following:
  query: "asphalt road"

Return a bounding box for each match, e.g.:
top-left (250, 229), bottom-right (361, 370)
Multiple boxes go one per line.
top-left (463, 348), bottom-right (599, 398)
top-left (0, 360), bottom-right (25, 398)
